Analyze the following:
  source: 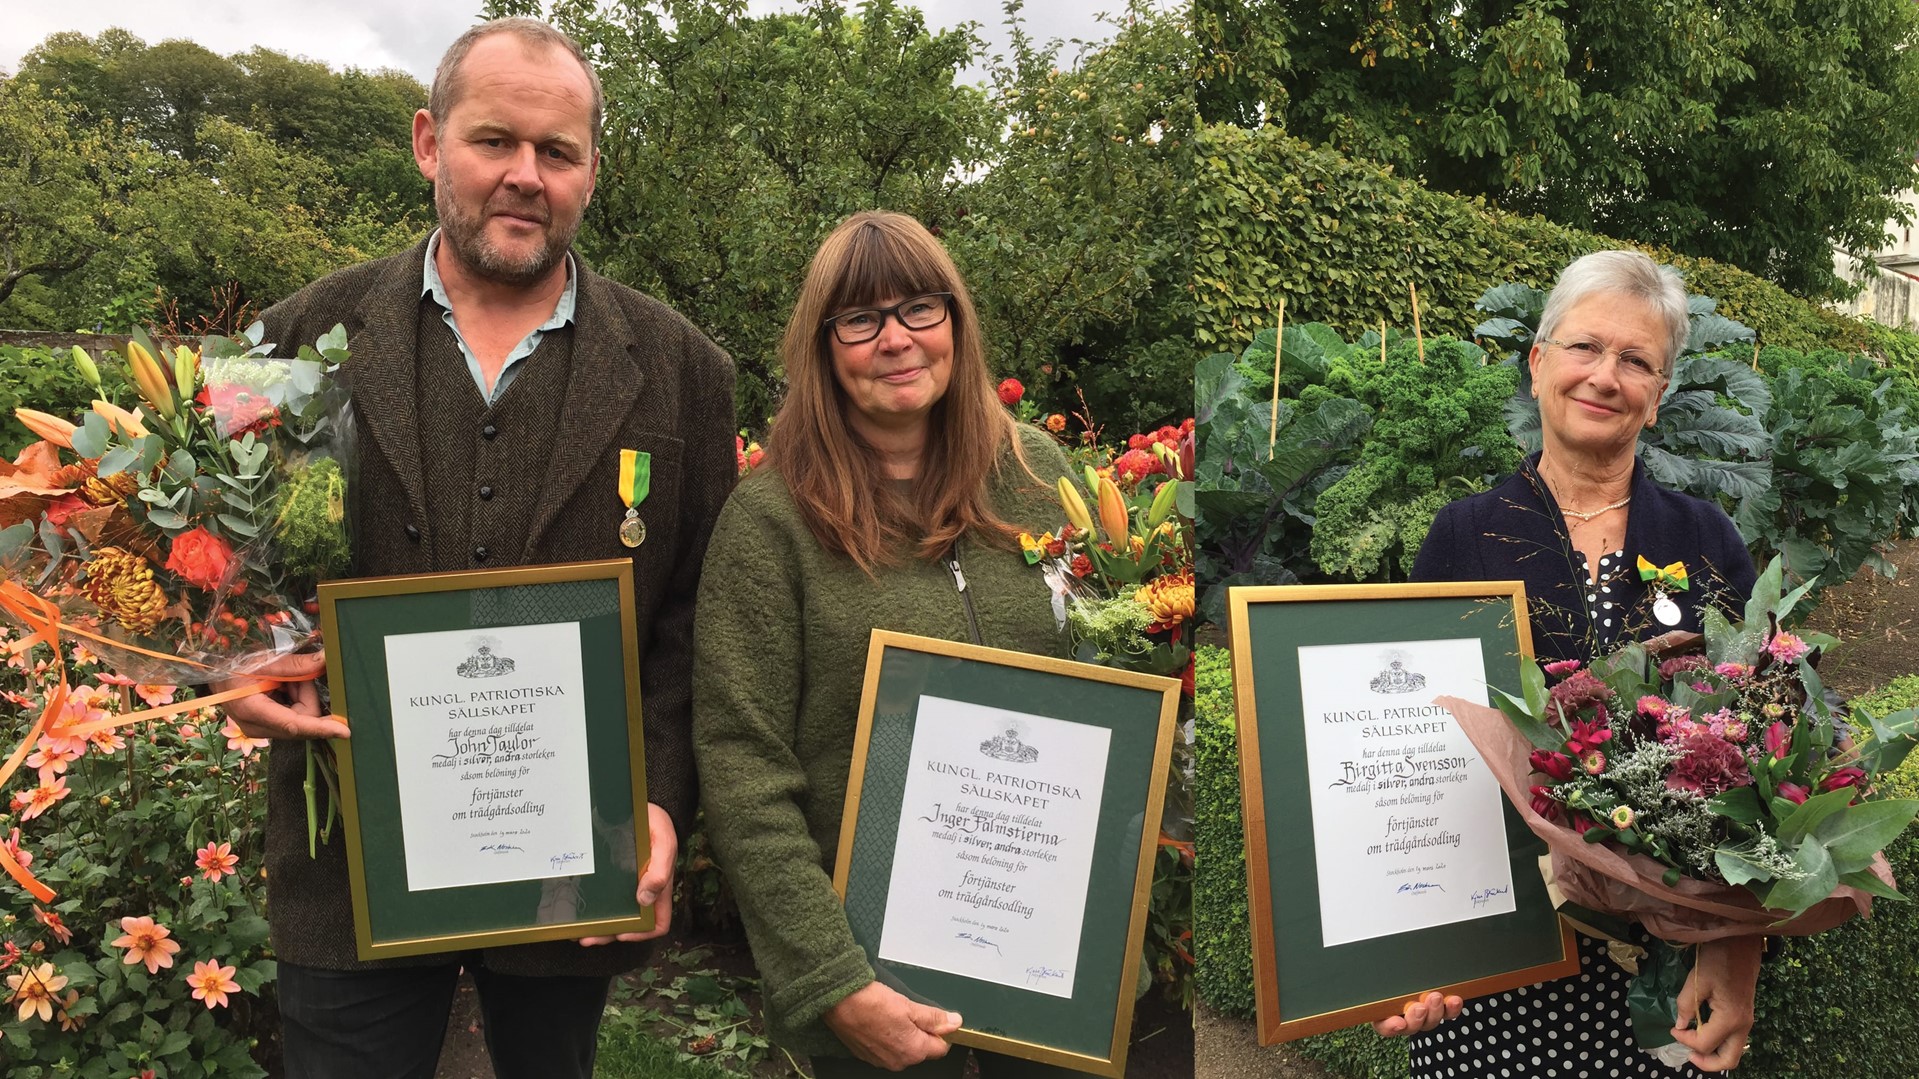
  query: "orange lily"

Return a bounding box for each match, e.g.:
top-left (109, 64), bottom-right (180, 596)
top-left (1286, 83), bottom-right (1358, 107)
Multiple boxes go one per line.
top-left (13, 410), bottom-right (75, 450)
top-left (124, 341), bottom-right (175, 419)
top-left (1096, 474), bottom-right (1130, 547)
top-left (90, 400), bottom-right (147, 439)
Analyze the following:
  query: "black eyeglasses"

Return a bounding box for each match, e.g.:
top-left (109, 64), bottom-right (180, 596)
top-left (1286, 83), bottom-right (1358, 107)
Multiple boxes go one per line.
top-left (822, 293), bottom-right (954, 345)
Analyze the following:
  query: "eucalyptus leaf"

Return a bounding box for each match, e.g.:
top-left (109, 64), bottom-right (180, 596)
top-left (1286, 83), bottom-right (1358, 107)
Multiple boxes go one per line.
top-left (1776, 786), bottom-right (1859, 848)
top-left (69, 412), bottom-right (109, 458)
top-left (1810, 799), bottom-right (1919, 874)
top-left (1706, 787), bottom-right (1763, 824)
top-left (217, 513), bottom-right (260, 539)
top-left (1756, 839), bottom-right (1837, 915)
top-left (96, 445), bottom-right (138, 478)
top-left (145, 508), bottom-right (189, 531)
top-left (1837, 868), bottom-right (1906, 902)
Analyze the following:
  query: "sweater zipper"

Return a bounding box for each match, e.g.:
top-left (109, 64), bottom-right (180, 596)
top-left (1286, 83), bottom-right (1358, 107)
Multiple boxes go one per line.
top-left (946, 550), bottom-right (984, 646)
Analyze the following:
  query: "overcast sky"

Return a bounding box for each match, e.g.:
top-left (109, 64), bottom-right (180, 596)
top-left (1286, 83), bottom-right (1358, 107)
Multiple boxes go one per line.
top-left (0, 1), bottom-right (1135, 85)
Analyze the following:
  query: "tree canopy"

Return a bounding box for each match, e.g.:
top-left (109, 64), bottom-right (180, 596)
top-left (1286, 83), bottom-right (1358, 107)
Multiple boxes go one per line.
top-left (1197, 0), bottom-right (1919, 297)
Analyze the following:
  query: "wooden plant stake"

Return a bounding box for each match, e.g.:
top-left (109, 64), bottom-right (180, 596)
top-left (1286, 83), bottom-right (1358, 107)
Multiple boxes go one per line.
top-left (1268, 297), bottom-right (1287, 453)
top-left (1410, 283), bottom-right (1425, 364)
top-left (1380, 318), bottom-right (1387, 365)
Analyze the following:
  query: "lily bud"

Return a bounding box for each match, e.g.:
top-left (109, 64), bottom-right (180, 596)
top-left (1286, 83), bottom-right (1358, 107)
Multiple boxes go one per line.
top-left (14, 408), bottom-right (76, 449)
top-left (71, 347), bottom-right (101, 389)
top-left (1096, 475), bottom-right (1129, 547)
top-left (1057, 477), bottom-right (1095, 535)
top-left (1145, 477), bottom-right (1179, 527)
top-left (91, 400), bottom-right (148, 439)
top-left (170, 346), bottom-right (201, 399)
top-left (125, 340), bottom-right (176, 419)
top-left (1083, 464), bottom-right (1101, 498)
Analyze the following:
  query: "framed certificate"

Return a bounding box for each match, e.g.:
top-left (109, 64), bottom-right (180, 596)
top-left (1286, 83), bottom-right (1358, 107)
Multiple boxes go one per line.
top-left (833, 631), bottom-right (1180, 1077)
top-left (1229, 582), bottom-right (1578, 1044)
top-left (318, 559), bottom-right (651, 960)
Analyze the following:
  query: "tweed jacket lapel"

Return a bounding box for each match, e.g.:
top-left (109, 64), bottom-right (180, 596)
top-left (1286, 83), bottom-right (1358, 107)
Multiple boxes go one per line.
top-left (343, 241), bottom-right (432, 532)
top-left (521, 263), bottom-right (644, 557)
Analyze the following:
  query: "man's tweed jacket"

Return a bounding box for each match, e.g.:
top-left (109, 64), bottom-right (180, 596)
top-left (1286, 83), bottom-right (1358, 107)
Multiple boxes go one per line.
top-left (259, 238), bottom-right (735, 976)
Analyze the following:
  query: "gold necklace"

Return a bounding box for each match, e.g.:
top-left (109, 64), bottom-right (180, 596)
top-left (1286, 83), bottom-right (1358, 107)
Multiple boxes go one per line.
top-left (1561, 496), bottom-right (1631, 522)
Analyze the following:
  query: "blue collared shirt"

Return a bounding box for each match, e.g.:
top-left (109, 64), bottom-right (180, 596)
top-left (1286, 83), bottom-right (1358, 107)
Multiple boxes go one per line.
top-left (421, 230), bottom-right (578, 404)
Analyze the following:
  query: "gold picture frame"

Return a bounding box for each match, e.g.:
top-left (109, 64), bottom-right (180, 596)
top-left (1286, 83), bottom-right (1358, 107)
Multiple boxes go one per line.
top-left (1229, 581), bottom-right (1579, 1044)
top-left (832, 630), bottom-right (1180, 1076)
top-left (318, 558), bottom-right (651, 960)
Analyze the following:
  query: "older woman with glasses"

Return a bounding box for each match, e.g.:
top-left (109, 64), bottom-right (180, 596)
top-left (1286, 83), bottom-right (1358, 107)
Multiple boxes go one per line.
top-left (692, 212), bottom-right (1079, 1077)
top-left (1385, 250), bottom-right (1761, 1076)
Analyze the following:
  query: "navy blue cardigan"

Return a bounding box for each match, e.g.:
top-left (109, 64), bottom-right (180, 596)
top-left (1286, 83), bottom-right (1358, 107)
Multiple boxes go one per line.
top-left (1411, 454), bottom-right (1757, 664)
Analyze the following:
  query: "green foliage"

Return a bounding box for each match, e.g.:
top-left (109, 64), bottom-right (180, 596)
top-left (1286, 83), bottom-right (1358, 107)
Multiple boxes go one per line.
top-left (1, 31), bottom-right (430, 331)
top-left (1192, 333), bottom-right (1370, 622)
top-left (602, 945), bottom-right (773, 1073)
top-left (0, 348), bottom-right (98, 459)
top-left (0, 645), bottom-right (274, 1074)
top-left (1191, 123), bottom-right (1887, 361)
top-left (1192, 644), bottom-right (1252, 1016)
top-left (1742, 741), bottom-right (1919, 1078)
top-left (1195, 0), bottom-right (1919, 298)
top-left (1307, 336), bottom-right (1519, 581)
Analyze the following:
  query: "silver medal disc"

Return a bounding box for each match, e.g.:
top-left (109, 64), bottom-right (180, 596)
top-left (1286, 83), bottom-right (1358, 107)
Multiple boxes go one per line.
top-left (1653, 592), bottom-right (1682, 627)
top-left (619, 510), bottom-right (646, 548)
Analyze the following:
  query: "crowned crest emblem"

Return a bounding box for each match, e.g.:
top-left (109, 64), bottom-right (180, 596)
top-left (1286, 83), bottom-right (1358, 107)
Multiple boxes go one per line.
top-left (1369, 655), bottom-right (1427, 694)
top-left (979, 725), bottom-right (1039, 764)
top-left (455, 637), bottom-right (516, 679)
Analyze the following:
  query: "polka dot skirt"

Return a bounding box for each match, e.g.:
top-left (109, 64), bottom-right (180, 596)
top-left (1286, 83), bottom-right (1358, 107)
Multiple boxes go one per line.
top-left (1408, 932), bottom-right (1707, 1078)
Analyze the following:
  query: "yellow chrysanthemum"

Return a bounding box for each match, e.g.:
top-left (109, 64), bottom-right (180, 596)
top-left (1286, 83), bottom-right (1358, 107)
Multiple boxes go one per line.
top-left (79, 547), bottom-right (169, 634)
top-left (78, 470), bottom-right (139, 507)
top-left (1134, 570), bottom-right (1194, 631)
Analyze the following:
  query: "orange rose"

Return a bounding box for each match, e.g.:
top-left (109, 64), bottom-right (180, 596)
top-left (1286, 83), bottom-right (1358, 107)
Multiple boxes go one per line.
top-left (164, 528), bottom-right (235, 593)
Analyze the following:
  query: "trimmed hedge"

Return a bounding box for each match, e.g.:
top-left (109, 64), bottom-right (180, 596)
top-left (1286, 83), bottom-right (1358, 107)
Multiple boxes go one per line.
top-left (1192, 124), bottom-right (1881, 359)
top-left (1196, 645), bottom-right (1919, 1077)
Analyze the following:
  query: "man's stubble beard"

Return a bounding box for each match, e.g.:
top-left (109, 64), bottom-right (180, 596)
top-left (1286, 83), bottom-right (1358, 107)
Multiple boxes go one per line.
top-left (434, 167), bottom-right (586, 288)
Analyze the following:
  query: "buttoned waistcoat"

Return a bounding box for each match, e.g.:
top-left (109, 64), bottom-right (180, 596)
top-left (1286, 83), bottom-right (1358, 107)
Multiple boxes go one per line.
top-left (258, 238), bottom-right (736, 975)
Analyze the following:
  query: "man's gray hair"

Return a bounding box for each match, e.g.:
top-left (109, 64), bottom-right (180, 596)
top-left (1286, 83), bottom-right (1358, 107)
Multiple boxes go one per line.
top-left (1537, 250), bottom-right (1690, 374)
top-left (428, 17), bottom-right (604, 151)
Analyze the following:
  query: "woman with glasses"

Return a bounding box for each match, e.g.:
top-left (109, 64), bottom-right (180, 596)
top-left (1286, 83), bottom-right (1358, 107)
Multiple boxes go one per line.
top-left (1385, 250), bottom-right (1760, 1076)
top-left (692, 212), bottom-right (1078, 1076)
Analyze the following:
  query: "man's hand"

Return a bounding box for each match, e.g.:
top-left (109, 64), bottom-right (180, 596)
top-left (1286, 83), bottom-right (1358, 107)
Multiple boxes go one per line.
top-left (1671, 936), bottom-right (1762, 1071)
top-left (822, 981), bottom-right (961, 1071)
top-left (1372, 991), bottom-right (1464, 1037)
top-left (580, 803), bottom-right (676, 945)
top-left (216, 651), bottom-right (349, 741)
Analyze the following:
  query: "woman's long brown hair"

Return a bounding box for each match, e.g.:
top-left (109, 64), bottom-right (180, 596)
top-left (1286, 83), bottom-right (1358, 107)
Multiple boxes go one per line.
top-left (769, 211), bottom-right (1030, 573)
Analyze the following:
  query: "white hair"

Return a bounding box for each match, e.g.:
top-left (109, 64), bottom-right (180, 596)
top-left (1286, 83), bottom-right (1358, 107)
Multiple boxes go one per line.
top-left (1537, 250), bottom-right (1690, 374)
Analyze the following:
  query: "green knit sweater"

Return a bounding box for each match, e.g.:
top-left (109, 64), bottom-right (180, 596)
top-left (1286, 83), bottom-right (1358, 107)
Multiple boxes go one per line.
top-left (691, 425), bottom-right (1073, 1055)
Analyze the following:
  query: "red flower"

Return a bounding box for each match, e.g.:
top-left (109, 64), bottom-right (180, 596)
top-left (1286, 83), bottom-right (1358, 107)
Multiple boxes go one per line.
top-left (164, 528), bottom-right (236, 593)
top-left (1529, 749), bottom-right (1574, 781)
top-left (1068, 554), bottom-right (1093, 578)
top-left (1820, 767), bottom-right (1868, 795)
top-left (1764, 721), bottom-right (1791, 760)
top-left (1665, 729), bottom-right (1754, 796)
top-left (1548, 670), bottom-right (1614, 721)
top-left (1112, 448), bottom-right (1164, 485)
top-left (997, 378), bottom-right (1024, 406)
top-left (195, 384), bottom-right (281, 438)
top-left (1572, 813), bottom-right (1599, 836)
top-left (1542, 658), bottom-right (1583, 677)
top-left (1775, 782), bottom-right (1810, 805)
top-left (1529, 785), bottom-right (1560, 821)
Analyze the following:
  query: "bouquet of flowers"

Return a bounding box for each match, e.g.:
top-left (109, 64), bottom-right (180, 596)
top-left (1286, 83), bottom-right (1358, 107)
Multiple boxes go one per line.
top-left (1440, 557), bottom-right (1918, 1055)
top-left (0, 324), bottom-right (353, 877)
top-left (1027, 421), bottom-right (1194, 684)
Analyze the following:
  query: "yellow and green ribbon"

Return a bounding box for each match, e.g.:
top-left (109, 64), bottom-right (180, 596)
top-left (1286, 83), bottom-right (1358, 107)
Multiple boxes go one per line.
top-left (618, 449), bottom-right (652, 509)
top-left (1636, 555), bottom-right (1689, 592)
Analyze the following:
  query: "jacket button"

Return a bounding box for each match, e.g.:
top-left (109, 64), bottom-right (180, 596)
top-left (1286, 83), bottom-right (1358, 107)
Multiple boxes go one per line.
top-left (482, 424), bottom-right (498, 440)
top-left (404, 524), bottom-right (421, 542)
top-left (478, 485), bottom-right (494, 500)
top-left (473, 545), bottom-right (490, 562)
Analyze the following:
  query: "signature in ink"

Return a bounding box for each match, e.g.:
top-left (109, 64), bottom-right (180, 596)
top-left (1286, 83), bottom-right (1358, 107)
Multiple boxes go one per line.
top-left (1025, 966), bottom-right (1067, 985)
top-left (1396, 881), bottom-right (1444, 895)
top-left (478, 843), bottom-right (524, 854)
top-left (956, 932), bottom-right (1002, 955)
top-left (548, 851), bottom-right (587, 870)
top-left (1471, 885), bottom-right (1511, 908)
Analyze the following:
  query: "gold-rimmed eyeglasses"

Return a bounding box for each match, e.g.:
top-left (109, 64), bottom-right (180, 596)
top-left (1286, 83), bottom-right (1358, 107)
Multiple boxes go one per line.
top-left (822, 293), bottom-right (953, 345)
top-left (1537, 337), bottom-right (1667, 382)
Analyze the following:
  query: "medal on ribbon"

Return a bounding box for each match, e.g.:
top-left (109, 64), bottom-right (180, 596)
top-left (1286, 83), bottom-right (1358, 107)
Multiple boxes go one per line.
top-left (618, 449), bottom-right (651, 548)
top-left (1636, 556), bottom-right (1689, 627)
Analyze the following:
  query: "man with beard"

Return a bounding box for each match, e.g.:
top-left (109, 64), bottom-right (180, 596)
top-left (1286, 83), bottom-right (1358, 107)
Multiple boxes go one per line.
top-left (219, 18), bottom-right (735, 1078)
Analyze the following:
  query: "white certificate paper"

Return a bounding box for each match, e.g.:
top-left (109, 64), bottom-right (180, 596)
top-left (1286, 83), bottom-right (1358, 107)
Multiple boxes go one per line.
top-left (876, 696), bottom-right (1111, 998)
top-left (384, 622), bottom-right (596, 891)
top-left (1296, 638), bottom-right (1516, 947)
